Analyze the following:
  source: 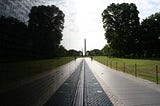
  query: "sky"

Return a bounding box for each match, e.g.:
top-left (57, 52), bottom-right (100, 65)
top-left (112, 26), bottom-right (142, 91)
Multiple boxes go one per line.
top-left (49, 0), bottom-right (160, 51)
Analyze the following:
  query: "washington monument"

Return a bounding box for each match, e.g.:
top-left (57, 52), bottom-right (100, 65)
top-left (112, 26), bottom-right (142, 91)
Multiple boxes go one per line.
top-left (84, 38), bottom-right (86, 56)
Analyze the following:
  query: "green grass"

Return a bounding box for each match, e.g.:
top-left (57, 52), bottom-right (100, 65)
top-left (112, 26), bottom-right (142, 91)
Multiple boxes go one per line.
top-left (0, 57), bottom-right (74, 87)
top-left (94, 56), bottom-right (160, 83)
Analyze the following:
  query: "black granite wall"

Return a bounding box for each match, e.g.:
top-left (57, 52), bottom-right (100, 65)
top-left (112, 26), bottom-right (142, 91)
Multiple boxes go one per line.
top-left (0, 0), bottom-right (63, 23)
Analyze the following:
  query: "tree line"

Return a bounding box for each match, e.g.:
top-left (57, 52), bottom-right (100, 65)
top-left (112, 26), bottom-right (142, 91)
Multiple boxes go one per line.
top-left (102, 3), bottom-right (160, 58)
top-left (0, 5), bottom-right (82, 61)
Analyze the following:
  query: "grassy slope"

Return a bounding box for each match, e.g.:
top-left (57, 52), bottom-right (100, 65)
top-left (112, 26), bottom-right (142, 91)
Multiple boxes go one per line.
top-left (94, 56), bottom-right (160, 83)
top-left (0, 57), bottom-right (74, 86)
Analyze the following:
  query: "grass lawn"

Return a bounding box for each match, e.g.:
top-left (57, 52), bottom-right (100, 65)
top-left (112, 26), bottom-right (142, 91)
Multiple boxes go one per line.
top-left (94, 56), bottom-right (160, 83)
top-left (0, 57), bottom-right (74, 87)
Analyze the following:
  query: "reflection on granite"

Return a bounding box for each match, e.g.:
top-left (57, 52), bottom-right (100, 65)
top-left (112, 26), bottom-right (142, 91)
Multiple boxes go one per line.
top-left (0, 0), bottom-right (63, 23)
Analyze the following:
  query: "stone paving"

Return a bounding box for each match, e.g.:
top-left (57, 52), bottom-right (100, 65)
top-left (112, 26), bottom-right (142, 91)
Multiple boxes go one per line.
top-left (86, 58), bottom-right (160, 106)
top-left (84, 60), bottom-right (113, 106)
top-left (2, 58), bottom-right (159, 106)
top-left (44, 59), bottom-right (113, 106)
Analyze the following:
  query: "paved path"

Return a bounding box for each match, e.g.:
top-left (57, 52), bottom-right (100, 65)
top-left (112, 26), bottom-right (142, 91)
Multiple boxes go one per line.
top-left (86, 58), bottom-right (160, 106)
top-left (1, 58), bottom-right (160, 106)
top-left (83, 60), bottom-right (112, 106)
top-left (44, 59), bottom-right (113, 106)
top-left (0, 58), bottom-right (112, 106)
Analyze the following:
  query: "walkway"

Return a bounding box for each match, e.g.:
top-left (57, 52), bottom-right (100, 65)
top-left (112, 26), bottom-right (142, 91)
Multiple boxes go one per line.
top-left (86, 58), bottom-right (160, 106)
top-left (1, 58), bottom-right (160, 106)
top-left (44, 59), bottom-right (112, 106)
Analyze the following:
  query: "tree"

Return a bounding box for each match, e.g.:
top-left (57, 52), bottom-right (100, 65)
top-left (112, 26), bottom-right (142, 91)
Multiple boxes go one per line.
top-left (0, 16), bottom-right (30, 59)
top-left (28, 5), bottom-right (65, 58)
top-left (88, 49), bottom-right (102, 56)
top-left (141, 13), bottom-right (160, 57)
top-left (56, 45), bottom-right (67, 57)
top-left (67, 49), bottom-right (82, 56)
top-left (101, 44), bottom-right (111, 56)
top-left (102, 3), bottom-right (140, 57)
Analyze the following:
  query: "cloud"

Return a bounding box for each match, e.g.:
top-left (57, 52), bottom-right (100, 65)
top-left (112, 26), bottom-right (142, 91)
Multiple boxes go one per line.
top-left (59, 0), bottom-right (160, 50)
top-left (136, 0), bottom-right (160, 20)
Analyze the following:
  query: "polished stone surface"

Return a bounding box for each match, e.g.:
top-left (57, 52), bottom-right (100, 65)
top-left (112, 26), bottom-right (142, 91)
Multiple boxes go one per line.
top-left (0, 0), bottom-right (63, 23)
top-left (0, 59), bottom-right (81, 106)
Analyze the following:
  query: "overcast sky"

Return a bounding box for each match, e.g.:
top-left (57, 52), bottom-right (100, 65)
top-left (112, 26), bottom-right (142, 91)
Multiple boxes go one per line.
top-left (49, 0), bottom-right (160, 51)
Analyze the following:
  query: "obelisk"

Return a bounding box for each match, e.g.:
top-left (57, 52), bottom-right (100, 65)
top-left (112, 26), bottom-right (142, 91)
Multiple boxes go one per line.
top-left (84, 38), bottom-right (86, 56)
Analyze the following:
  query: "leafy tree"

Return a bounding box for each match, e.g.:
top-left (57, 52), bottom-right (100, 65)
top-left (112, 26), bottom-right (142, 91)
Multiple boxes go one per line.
top-left (28, 5), bottom-right (65, 58)
top-left (141, 13), bottom-right (160, 57)
top-left (102, 3), bottom-right (140, 57)
top-left (67, 49), bottom-right (82, 56)
top-left (101, 44), bottom-right (111, 56)
top-left (0, 16), bottom-right (30, 59)
top-left (56, 45), bottom-right (67, 57)
top-left (88, 49), bottom-right (102, 56)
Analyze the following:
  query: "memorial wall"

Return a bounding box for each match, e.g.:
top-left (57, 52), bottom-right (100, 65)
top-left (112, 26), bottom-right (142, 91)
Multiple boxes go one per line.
top-left (0, 0), bottom-right (62, 23)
